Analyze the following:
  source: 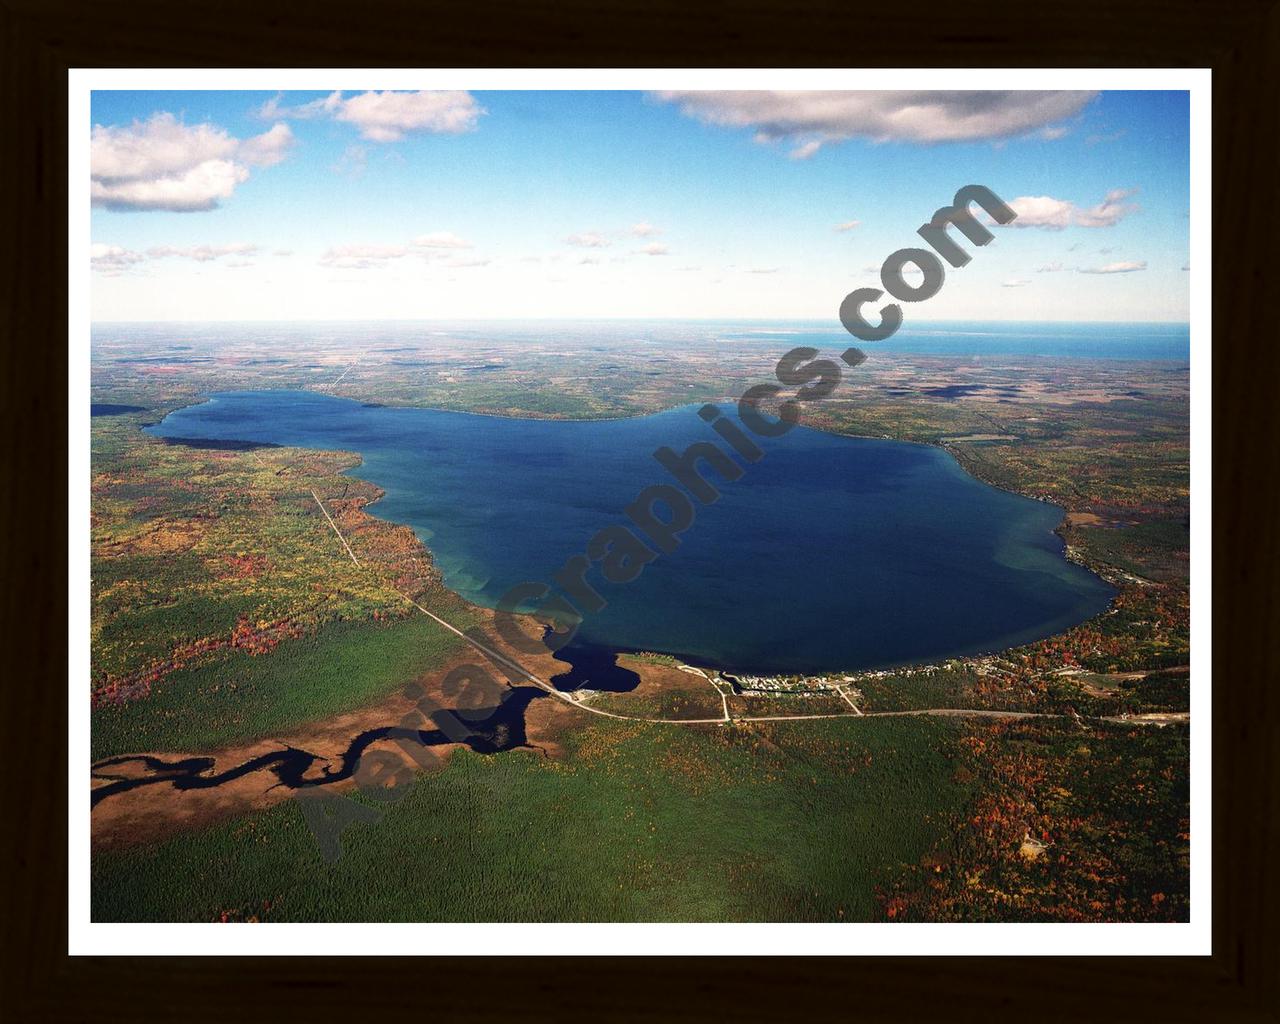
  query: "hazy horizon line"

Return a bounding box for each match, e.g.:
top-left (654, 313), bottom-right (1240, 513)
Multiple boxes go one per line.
top-left (90, 316), bottom-right (1191, 327)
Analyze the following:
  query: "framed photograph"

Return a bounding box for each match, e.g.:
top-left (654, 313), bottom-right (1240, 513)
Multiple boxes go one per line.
top-left (4, 2), bottom-right (1275, 1019)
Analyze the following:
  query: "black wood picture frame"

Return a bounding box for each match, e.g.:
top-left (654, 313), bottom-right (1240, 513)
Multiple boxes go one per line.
top-left (3, 1), bottom-right (1276, 1019)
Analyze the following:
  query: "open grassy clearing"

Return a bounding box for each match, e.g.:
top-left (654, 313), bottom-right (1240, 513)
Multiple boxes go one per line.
top-left (92, 613), bottom-right (472, 761)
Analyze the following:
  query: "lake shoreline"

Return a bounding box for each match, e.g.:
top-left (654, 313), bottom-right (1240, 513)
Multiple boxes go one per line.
top-left (142, 388), bottom-right (1119, 680)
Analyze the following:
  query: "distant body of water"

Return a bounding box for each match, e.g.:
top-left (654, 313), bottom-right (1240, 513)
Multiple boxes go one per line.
top-left (722, 320), bottom-right (1190, 361)
top-left (95, 319), bottom-right (1190, 362)
top-left (149, 391), bottom-right (1114, 675)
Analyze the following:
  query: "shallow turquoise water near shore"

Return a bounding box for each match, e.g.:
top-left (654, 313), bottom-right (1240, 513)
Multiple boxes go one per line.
top-left (149, 390), bottom-right (1115, 674)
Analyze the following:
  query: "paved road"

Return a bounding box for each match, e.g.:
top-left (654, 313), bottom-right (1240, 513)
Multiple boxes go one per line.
top-left (316, 487), bottom-right (1190, 732)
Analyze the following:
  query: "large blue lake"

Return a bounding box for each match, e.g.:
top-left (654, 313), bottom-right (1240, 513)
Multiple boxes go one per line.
top-left (149, 390), bottom-right (1114, 674)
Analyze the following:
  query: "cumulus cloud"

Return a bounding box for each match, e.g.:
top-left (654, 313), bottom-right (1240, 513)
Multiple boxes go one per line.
top-left (146, 242), bottom-right (260, 262)
top-left (1002, 196), bottom-right (1075, 229)
top-left (653, 90), bottom-right (1096, 157)
top-left (630, 222), bottom-right (661, 237)
top-left (1000, 188), bottom-right (1138, 230)
top-left (1037, 261), bottom-right (1067, 273)
top-left (90, 113), bottom-right (294, 212)
top-left (834, 219), bottom-right (862, 232)
top-left (236, 123), bottom-right (294, 167)
top-left (92, 241), bottom-right (267, 273)
top-left (566, 231), bottom-right (610, 248)
top-left (90, 244), bottom-right (146, 274)
top-left (319, 243), bottom-right (409, 269)
top-left (337, 91), bottom-right (482, 141)
top-left (1078, 260), bottom-right (1147, 274)
top-left (260, 90), bottom-right (483, 142)
top-left (1073, 189), bottom-right (1139, 228)
top-left (747, 267), bottom-right (779, 274)
top-left (1002, 278), bottom-right (1031, 288)
top-left (635, 242), bottom-right (669, 256)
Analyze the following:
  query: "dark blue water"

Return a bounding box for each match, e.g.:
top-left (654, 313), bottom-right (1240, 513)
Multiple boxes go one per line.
top-left (148, 390), bottom-right (1114, 674)
top-left (91, 403), bottom-right (147, 417)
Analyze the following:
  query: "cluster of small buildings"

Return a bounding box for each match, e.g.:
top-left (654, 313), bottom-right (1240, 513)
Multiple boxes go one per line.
top-left (713, 657), bottom-right (981, 699)
top-left (720, 672), bottom-right (842, 696)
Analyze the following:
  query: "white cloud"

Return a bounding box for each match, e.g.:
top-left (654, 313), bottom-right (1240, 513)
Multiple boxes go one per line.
top-left (257, 92), bottom-right (328, 120)
top-left (236, 123), bottom-right (294, 167)
top-left (90, 244), bottom-right (146, 274)
top-left (630, 222), bottom-right (661, 237)
top-left (1000, 189), bottom-right (1138, 230)
top-left (654, 90), bottom-right (1096, 157)
top-left (834, 219), bottom-right (862, 232)
top-left (1073, 189), bottom-right (1138, 228)
top-left (413, 231), bottom-right (472, 249)
top-left (1002, 278), bottom-right (1031, 288)
top-left (319, 244), bottom-right (409, 269)
top-left (1037, 262), bottom-right (1067, 273)
top-left (747, 267), bottom-right (779, 274)
top-left (337, 91), bottom-right (482, 141)
top-left (92, 241), bottom-right (265, 273)
top-left (261, 90), bottom-right (483, 142)
top-left (146, 242), bottom-right (260, 262)
top-left (91, 113), bottom-right (293, 211)
top-left (94, 160), bottom-right (245, 212)
top-left (1003, 196), bottom-right (1076, 229)
top-left (566, 231), bottom-right (610, 248)
top-left (635, 242), bottom-right (669, 256)
top-left (1078, 260), bottom-right (1147, 274)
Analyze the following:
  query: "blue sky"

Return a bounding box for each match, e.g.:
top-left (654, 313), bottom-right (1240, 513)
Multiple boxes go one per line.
top-left (89, 89), bottom-right (1190, 322)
